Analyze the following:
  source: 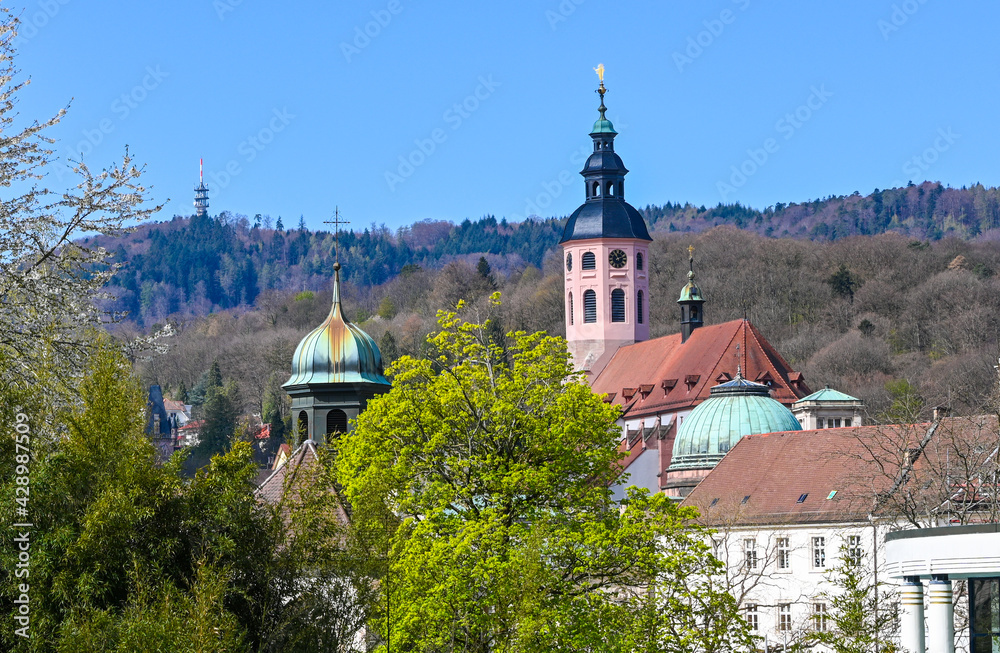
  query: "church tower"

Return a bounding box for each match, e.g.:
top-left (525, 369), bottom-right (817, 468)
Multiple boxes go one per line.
top-left (560, 66), bottom-right (652, 375)
top-left (282, 258), bottom-right (390, 445)
top-left (678, 246), bottom-right (705, 343)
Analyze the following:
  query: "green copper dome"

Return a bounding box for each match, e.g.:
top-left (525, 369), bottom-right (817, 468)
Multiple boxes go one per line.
top-left (283, 266), bottom-right (390, 389)
top-left (591, 117), bottom-right (617, 135)
top-left (678, 270), bottom-right (704, 302)
top-left (669, 375), bottom-right (801, 471)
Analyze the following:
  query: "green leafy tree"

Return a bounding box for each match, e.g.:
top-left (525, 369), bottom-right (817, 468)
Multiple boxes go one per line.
top-left (801, 547), bottom-right (898, 653)
top-left (882, 379), bottom-right (925, 423)
top-left (338, 295), bottom-right (752, 652)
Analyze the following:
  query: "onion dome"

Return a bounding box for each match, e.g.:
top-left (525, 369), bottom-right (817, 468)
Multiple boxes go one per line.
top-left (669, 373), bottom-right (801, 472)
top-left (559, 74), bottom-right (651, 244)
top-left (283, 263), bottom-right (389, 389)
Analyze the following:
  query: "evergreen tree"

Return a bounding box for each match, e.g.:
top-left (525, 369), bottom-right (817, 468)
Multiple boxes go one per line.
top-left (378, 331), bottom-right (399, 365)
top-left (827, 263), bottom-right (860, 302)
top-left (196, 380), bottom-right (239, 461)
top-left (275, 216), bottom-right (284, 231)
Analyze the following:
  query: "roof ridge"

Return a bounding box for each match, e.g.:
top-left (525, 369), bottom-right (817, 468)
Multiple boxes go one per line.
top-left (701, 320), bottom-right (744, 395)
top-left (743, 320), bottom-right (790, 390)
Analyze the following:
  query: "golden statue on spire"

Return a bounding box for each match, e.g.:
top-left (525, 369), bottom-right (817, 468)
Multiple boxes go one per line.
top-left (594, 63), bottom-right (605, 82)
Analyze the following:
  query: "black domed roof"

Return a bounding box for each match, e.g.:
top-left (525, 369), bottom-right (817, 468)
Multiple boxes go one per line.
top-left (560, 199), bottom-right (652, 243)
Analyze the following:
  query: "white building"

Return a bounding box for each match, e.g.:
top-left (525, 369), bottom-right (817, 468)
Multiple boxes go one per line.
top-left (684, 414), bottom-right (1000, 651)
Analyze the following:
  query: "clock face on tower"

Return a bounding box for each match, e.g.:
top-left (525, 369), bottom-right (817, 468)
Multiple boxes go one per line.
top-left (609, 249), bottom-right (627, 269)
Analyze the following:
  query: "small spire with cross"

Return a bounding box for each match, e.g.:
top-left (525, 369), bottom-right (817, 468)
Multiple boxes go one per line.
top-left (323, 206), bottom-right (351, 271)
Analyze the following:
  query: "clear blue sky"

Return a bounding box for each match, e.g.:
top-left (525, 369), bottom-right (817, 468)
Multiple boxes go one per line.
top-left (14, 0), bottom-right (1000, 231)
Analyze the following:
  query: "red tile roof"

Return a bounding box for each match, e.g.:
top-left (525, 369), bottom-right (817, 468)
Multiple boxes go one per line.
top-left (591, 319), bottom-right (809, 419)
top-left (255, 441), bottom-right (351, 527)
top-left (682, 416), bottom-right (1000, 527)
top-left (163, 399), bottom-right (188, 412)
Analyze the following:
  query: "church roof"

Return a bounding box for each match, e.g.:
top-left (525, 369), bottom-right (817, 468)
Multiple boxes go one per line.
top-left (682, 415), bottom-right (1000, 526)
top-left (590, 319), bottom-right (810, 420)
top-left (255, 439), bottom-right (351, 525)
top-left (283, 265), bottom-right (390, 390)
top-left (669, 375), bottom-right (801, 472)
top-left (560, 199), bottom-right (652, 243)
top-left (795, 387), bottom-right (862, 404)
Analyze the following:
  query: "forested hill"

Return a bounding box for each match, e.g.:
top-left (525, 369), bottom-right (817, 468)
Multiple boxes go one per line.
top-left (91, 181), bottom-right (1000, 326)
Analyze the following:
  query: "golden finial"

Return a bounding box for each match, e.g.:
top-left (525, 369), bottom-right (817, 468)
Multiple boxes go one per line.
top-left (688, 245), bottom-right (695, 258)
top-left (594, 63), bottom-right (605, 82)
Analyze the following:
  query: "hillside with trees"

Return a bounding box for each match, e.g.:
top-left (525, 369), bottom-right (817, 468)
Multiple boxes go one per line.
top-left (93, 181), bottom-right (1000, 327)
top-left (134, 224), bottom-right (1000, 454)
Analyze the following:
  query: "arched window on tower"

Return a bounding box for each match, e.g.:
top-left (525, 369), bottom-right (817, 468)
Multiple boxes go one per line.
top-left (568, 292), bottom-right (574, 325)
top-left (636, 251), bottom-right (644, 271)
top-left (297, 411), bottom-right (309, 442)
top-left (326, 409), bottom-right (348, 437)
top-left (606, 181), bottom-right (614, 197)
top-left (592, 182), bottom-right (601, 197)
top-left (611, 289), bottom-right (626, 323)
top-left (581, 252), bottom-right (596, 270)
top-left (637, 290), bottom-right (644, 324)
top-left (583, 290), bottom-right (597, 323)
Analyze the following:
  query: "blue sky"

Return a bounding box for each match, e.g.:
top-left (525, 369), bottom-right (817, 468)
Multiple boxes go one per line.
top-left (13, 0), bottom-right (1000, 231)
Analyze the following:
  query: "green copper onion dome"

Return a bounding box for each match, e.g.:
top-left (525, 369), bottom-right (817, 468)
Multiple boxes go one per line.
top-left (678, 268), bottom-right (704, 302)
top-left (283, 263), bottom-right (389, 389)
top-left (669, 374), bottom-right (801, 472)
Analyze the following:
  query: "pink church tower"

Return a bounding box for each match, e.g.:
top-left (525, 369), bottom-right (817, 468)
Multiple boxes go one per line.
top-left (561, 68), bottom-right (652, 376)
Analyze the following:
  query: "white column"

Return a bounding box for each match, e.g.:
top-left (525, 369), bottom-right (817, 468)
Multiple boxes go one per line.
top-left (927, 575), bottom-right (954, 653)
top-left (900, 576), bottom-right (926, 653)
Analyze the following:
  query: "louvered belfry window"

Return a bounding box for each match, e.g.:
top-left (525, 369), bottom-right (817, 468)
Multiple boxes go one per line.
top-left (611, 288), bottom-right (625, 323)
top-left (568, 293), bottom-right (574, 325)
top-left (326, 409), bottom-right (348, 436)
top-left (583, 290), bottom-right (597, 323)
top-left (637, 290), bottom-right (644, 324)
top-left (581, 251), bottom-right (596, 270)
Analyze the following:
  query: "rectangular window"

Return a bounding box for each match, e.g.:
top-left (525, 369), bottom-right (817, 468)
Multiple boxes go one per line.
top-left (745, 604), bottom-right (759, 631)
top-left (776, 537), bottom-right (791, 570)
top-left (847, 535), bottom-right (863, 565)
top-left (744, 538), bottom-right (758, 570)
top-left (812, 536), bottom-right (826, 569)
top-left (778, 604), bottom-right (792, 631)
top-left (813, 602), bottom-right (829, 632)
top-left (833, 418), bottom-right (841, 428)
top-left (845, 418), bottom-right (852, 427)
